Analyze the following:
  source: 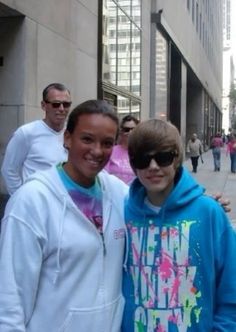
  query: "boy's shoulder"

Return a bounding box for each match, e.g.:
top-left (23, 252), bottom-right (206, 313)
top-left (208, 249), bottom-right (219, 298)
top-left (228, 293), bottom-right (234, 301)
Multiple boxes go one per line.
top-left (194, 193), bottom-right (224, 210)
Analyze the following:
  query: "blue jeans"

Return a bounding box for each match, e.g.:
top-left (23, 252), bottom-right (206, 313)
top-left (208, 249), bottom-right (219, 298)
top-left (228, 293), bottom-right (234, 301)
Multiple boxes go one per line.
top-left (230, 152), bottom-right (236, 173)
top-left (212, 147), bottom-right (221, 171)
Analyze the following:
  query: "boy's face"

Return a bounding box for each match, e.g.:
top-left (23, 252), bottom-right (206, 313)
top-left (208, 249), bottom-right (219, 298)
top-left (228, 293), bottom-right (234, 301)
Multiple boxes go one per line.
top-left (135, 152), bottom-right (177, 205)
top-left (64, 113), bottom-right (117, 187)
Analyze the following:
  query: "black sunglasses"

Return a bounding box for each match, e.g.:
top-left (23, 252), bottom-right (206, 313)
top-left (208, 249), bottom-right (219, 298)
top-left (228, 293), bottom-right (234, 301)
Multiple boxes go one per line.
top-left (121, 127), bottom-right (135, 133)
top-left (131, 151), bottom-right (178, 169)
top-left (45, 101), bottom-right (72, 109)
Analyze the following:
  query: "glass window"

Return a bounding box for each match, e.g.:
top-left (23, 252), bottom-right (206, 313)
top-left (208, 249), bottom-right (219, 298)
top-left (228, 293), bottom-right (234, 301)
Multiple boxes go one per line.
top-left (117, 95), bottom-right (130, 115)
top-left (155, 30), bottom-right (168, 118)
top-left (102, 0), bottom-right (117, 84)
top-left (116, 0), bottom-right (131, 16)
top-left (100, 0), bottom-right (141, 117)
top-left (131, 23), bottom-right (141, 96)
top-left (132, 0), bottom-right (141, 27)
top-left (131, 100), bottom-right (140, 119)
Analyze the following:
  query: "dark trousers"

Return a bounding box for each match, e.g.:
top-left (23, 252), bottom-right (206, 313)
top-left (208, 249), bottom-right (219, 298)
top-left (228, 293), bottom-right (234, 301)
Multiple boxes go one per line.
top-left (230, 153), bottom-right (236, 173)
top-left (191, 156), bottom-right (199, 172)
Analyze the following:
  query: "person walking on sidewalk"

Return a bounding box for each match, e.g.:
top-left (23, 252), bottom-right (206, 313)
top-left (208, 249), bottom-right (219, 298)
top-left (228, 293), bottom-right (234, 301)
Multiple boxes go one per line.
top-left (186, 133), bottom-right (203, 173)
top-left (226, 134), bottom-right (236, 173)
top-left (210, 132), bottom-right (223, 171)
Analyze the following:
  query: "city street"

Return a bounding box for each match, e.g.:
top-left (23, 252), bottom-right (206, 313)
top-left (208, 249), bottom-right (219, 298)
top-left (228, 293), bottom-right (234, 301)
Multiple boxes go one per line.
top-left (184, 147), bottom-right (236, 228)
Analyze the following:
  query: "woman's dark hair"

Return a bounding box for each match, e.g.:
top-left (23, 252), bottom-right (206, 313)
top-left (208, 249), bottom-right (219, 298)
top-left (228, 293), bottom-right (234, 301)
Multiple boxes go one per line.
top-left (66, 99), bottom-right (119, 134)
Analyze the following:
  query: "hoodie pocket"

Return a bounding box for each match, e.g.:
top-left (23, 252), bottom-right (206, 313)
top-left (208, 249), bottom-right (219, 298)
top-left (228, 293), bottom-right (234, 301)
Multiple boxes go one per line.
top-left (59, 295), bottom-right (124, 332)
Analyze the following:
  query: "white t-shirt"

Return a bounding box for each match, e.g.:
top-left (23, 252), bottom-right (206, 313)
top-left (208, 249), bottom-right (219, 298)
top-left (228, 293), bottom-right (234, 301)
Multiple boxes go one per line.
top-left (1, 120), bottom-right (67, 194)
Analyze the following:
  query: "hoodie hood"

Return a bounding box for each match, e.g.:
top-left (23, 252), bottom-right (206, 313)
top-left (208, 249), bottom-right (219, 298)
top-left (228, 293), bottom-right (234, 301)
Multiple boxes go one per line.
top-left (26, 166), bottom-right (69, 203)
top-left (26, 166), bottom-right (114, 208)
top-left (127, 166), bottom-right (205, 219)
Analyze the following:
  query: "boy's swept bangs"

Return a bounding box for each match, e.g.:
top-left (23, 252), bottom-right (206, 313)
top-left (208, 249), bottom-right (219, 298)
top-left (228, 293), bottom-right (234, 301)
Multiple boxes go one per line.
top-left (128, 119), bottom-right (183, 167)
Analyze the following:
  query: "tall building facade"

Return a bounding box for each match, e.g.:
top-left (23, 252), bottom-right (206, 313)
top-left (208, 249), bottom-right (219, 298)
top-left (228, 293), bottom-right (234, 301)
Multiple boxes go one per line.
top-left (150, 0), bottom-right (223, 147)
top-left (222, 0), bottom-right (235, 132)
top-left (0, 0), bottom-right (223, 193)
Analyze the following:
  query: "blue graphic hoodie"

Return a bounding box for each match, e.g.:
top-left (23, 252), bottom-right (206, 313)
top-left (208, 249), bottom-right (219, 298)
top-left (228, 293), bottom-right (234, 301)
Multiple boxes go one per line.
top-left (122, 167), bottom-right (236, 331)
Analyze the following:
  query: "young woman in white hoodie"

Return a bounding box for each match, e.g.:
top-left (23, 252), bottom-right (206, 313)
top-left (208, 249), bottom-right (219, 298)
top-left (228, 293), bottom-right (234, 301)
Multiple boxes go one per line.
top-left (0, 100), bottom-right (128, 332)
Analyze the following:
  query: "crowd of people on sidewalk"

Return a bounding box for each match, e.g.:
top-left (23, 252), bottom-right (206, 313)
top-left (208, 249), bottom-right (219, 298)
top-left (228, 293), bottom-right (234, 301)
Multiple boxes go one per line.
top-left (186, 130), bottom-right (236, 174)
top-left (0, 83), bottom-right (236, 331)
top-left (209, 132), bottom-right (236, 174)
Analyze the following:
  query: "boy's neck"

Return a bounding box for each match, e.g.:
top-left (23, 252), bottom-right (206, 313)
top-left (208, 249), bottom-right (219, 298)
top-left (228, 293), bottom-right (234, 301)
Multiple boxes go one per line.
top-left (146, 182), bottom-right (174, 206)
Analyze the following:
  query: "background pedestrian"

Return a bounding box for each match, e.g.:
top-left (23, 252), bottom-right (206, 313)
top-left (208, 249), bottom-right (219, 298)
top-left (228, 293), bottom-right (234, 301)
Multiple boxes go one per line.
top-left (1, 83), bottom-right (71, 195)
top-left (105, 114), bottom-right (139, 184)
top-left (186, 133), bottom-right (203, 173)
top-left (210, 132), bottom-right (223, 171)
top-left (226, 133), bottom-right (236, 173)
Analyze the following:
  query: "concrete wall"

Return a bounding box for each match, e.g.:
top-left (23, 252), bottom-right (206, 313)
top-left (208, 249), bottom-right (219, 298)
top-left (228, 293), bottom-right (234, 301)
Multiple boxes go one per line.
top-left (0, 16), bottom-right (26, 192)
top-left (0, 0), bottom-right (98, 105)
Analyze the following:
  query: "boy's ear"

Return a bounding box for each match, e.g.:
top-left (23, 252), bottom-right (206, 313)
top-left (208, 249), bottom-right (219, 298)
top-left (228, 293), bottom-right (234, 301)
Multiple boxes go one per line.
top-left (174, 159), bottom-right (181, 170)
top-left (64, 130), bottom-right (71, 150)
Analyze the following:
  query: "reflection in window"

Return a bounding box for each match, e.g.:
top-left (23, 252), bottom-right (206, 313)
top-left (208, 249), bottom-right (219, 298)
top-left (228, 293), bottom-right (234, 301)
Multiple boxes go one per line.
top-left (155, 30), bottom-right (168, 118)
top-left (101, 0), bottom-right (141, 117)
top-left (131, 100), bottom-right (140, 118)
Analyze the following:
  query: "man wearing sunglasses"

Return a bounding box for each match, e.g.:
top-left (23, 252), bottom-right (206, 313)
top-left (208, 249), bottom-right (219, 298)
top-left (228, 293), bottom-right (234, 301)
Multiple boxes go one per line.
top-left (122, 119), bottom-right (236, 331)
top-left (1, 83), bottom-right (71, 195)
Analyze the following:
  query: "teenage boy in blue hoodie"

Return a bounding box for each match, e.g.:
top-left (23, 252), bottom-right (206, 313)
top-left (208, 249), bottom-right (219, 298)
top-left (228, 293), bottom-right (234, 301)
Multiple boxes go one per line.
top-left (122, 119), bottom-right (236, 331)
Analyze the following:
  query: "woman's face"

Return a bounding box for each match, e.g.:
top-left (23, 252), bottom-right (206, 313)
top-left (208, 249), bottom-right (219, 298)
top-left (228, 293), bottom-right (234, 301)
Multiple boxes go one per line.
top-left (64, 113), bottom-right (118, 187)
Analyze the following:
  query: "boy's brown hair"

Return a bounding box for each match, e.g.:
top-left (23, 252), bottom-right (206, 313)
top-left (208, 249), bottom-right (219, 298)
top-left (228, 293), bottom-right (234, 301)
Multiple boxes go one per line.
top-left (128, 119), bottom-right (183, 170)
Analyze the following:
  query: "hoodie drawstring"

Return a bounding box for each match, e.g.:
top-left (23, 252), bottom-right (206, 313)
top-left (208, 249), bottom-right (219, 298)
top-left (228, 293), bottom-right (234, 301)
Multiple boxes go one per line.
top-left (53, 195), bottom-right (67, 284)
top-left (123, 223), bottom-right (129, 272)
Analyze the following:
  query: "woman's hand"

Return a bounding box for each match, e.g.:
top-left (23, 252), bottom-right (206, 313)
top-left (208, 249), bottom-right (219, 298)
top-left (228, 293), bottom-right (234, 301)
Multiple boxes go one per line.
top-left (212, 193), bottom-right (231, 213)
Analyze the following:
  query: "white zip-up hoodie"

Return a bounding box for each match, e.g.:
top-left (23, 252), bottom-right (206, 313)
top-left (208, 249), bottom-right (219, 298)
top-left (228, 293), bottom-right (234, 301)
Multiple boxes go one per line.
top-left (0, 166), bottom-right (128, 332)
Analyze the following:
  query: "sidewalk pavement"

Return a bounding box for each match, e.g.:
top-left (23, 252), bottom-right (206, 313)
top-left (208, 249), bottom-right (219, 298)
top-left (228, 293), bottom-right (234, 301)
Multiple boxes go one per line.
top-left (184, 147), bottom-right (236, 228)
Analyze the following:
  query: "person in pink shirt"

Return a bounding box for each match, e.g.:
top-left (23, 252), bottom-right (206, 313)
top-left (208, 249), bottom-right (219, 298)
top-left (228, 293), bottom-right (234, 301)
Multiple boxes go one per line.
top-left (226, 134), bottom-right (236, 173)
top-left (210, 132), bottom-right (223, 171)
top-left (105, 115), bottom-right (139, 184)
